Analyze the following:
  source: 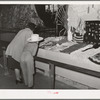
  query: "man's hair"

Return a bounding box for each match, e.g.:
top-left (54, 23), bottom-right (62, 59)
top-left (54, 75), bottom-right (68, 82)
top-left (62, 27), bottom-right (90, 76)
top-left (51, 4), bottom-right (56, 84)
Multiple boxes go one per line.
top-left (27, 22), bottom-right (36, 31)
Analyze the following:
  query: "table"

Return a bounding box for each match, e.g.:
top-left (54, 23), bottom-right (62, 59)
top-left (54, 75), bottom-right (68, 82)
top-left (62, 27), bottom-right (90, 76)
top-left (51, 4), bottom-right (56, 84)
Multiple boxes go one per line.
top-left (35, 47), bottom-right (100, 89)
top-left (35, 56), bottom-right (100, 89)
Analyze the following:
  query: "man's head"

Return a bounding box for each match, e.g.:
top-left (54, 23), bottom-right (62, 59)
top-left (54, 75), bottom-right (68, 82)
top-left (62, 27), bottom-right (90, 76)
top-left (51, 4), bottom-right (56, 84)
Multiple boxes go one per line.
top-left (27, 22), bottom-right (36, 31)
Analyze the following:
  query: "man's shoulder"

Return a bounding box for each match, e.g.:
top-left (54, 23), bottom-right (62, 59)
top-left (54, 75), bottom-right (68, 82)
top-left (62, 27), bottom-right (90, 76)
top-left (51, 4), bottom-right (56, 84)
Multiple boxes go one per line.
top-left (20, 28), bottom-right (30, 32)
top-left (19, 28), bottom-right (32, 34)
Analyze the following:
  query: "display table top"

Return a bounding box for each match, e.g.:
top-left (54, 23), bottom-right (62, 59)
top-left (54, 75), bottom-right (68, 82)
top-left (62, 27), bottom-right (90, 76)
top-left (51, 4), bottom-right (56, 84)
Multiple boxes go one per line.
top-left (37, 36), bottom-right (100, 73)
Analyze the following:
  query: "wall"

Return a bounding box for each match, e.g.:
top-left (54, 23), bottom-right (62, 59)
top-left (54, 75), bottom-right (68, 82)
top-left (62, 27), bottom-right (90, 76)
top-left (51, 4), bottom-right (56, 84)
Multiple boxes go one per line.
top-left (68, 4), bottom-right (100, 30)
top-left (0, 33), bottom-right (16, 42)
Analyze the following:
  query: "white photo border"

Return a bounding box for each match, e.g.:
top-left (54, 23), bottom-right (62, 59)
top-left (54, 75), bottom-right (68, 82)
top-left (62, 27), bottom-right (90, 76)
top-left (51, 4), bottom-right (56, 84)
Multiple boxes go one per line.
top-left (0, 0), bottom-right (100, 99)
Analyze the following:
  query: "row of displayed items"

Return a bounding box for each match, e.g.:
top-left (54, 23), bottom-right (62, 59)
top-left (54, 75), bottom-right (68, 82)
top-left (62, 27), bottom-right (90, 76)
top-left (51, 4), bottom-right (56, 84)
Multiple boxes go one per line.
top-left (86, 21), bottom-right (100, 30)
top-left (66, 21), bottom-right (100, 43)
top-left (74, 21), bottom-right (100, 43)
top-left (86, 29), bottom-right (100, 33)
top-left (85, 21), bottom-right (100, 43)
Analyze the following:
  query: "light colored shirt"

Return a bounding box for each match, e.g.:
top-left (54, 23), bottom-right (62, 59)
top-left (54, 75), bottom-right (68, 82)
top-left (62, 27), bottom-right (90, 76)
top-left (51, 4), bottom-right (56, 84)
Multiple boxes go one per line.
top-left (6, 28), bottom-right (33, 62)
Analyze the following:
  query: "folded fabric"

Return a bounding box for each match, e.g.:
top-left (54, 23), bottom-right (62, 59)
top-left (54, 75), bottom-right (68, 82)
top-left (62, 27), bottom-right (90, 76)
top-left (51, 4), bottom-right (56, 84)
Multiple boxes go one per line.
top-left (61, 43), bottom-right (87, 54)
top-left (40, 36), bottom-right (67, 49)
top-left (73, 34), bottom-right (83, 43)
top-left (57, 37), bottom-right (68, 45)
top-left (89, 53), bottom-right (100, 64)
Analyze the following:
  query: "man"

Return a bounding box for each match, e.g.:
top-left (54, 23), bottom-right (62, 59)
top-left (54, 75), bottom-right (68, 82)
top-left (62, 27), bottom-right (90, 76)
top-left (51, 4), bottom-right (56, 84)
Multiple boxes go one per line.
top-left (6, 23), bottom-right (43, 88)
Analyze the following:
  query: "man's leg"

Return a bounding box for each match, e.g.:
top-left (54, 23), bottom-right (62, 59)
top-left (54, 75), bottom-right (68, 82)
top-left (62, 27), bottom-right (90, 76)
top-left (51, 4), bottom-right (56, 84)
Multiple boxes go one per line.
top-left (15, 69), bottom-right (21, 81)
top-left (25, 52), bottom-right (34, 87)
top-left (20, 53), bottom-right (28, 86)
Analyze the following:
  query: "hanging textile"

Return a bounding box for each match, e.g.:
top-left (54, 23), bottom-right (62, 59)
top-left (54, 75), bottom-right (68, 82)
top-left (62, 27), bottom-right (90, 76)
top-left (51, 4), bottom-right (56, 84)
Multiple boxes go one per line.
top-left (0, 5), bottom-right (44, 29)
top-left (55, 5), bottom-right (68, 36)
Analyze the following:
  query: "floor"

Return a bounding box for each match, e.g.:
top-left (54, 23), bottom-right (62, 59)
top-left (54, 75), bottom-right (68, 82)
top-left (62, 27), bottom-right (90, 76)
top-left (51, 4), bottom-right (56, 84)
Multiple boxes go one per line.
top-left (0, 66), bottom-right (77, 89)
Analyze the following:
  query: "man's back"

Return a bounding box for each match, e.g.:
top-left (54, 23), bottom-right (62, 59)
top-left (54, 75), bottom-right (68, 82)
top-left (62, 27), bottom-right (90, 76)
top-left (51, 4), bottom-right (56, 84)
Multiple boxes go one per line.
top-left (5, 28), bottom-right (33, 62)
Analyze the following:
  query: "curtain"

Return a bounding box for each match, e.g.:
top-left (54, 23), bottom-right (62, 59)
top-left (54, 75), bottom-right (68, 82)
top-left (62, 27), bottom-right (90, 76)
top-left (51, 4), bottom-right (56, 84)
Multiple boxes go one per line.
top-left (0, 5), bottom-right (43, 30)
top-left (55, 5), bottom-right (68, 36)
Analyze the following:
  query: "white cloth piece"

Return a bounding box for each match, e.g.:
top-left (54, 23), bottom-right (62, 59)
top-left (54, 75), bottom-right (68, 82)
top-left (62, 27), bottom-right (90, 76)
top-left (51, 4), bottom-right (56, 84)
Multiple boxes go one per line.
top-left (71, 44), bottom-right (100, 59)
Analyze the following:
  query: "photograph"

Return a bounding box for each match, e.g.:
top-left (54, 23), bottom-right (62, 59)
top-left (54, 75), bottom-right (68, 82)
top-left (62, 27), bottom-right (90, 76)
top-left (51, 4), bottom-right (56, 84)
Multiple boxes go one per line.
top-left (0, 1), bottom-right (100, 91)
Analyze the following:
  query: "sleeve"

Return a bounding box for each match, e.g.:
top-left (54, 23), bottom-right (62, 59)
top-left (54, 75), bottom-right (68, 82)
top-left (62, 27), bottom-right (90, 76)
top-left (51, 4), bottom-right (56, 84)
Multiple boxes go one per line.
top-left (32, 43), bottom-right (38, 56)
top-left (25, 30), bottom-right (33, 44)
top-left (23, 42), bottom-right (38, 57)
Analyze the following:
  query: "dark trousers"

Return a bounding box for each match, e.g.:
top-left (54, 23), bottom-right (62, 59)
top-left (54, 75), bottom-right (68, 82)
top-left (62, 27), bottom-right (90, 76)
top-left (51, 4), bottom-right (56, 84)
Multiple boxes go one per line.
top-left (8, 56), bottom-right (20, 70)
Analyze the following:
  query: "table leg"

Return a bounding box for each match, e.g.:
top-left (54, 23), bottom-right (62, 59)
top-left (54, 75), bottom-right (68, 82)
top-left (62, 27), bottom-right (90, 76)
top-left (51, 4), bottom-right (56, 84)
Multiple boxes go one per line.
top-left (2, 48), bottom-right (9, 75)
top-left (49, 63), bottom-right (55, 89)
